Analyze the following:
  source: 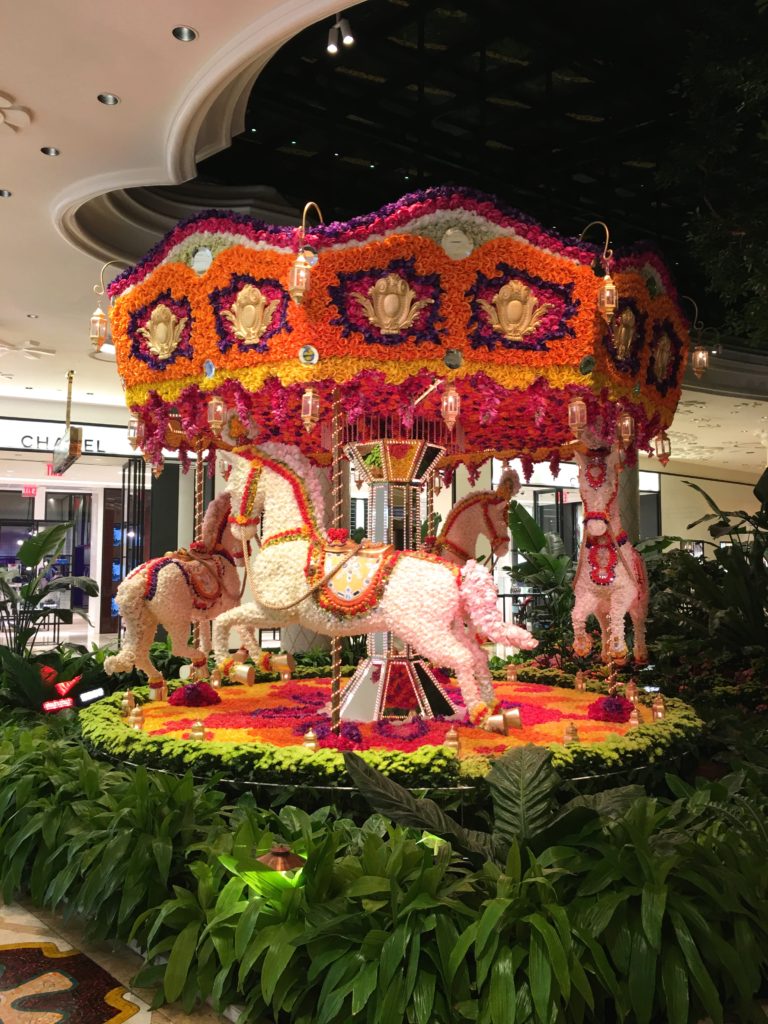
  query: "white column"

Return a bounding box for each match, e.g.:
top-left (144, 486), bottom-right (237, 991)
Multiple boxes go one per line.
top-left (87, 487), bottom-right (104, 646)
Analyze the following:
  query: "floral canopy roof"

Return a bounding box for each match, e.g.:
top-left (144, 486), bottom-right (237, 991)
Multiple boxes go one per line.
top-left (109, 186), bottom-right (690, 473)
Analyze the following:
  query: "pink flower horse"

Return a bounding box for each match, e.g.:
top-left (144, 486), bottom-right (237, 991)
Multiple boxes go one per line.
top-left (571, 447), bottom-right (649, 664)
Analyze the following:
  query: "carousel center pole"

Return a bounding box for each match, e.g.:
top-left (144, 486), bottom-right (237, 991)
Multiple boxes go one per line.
top-left (330, 391), bottom-right (344, 733)
top-left (191, 442), bottom-right (205, 650)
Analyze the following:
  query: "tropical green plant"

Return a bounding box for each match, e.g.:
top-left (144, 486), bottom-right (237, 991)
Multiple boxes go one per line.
top-left (645, 482), bottom-right (768, 673)
top-left (0, 522), bottom-right (98, 655)
top-left (505, 500), bottom-right (576, 663)
top-left (344, 745), bottom-right (642, 866)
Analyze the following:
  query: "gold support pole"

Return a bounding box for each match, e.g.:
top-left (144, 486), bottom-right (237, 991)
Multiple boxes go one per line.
top-left (191, 444), bottom-right (205, 649)
top-left (330, 392), bottom-right (344, 733)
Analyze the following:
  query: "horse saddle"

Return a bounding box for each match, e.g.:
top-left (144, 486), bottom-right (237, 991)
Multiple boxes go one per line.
top-left (307, 539), bottom-right (397, 616)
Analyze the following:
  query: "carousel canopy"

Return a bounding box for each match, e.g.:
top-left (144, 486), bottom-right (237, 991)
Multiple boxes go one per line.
top-left (109, 187), bottom-right (689, 473)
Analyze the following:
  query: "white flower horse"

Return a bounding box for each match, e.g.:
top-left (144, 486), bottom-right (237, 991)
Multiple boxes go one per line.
top-left (213, 443), bottom-right (537, 725)
top-left (105, 493), bottom-right (244, 680)
top-left (571, 446), bottom-right (649, 664)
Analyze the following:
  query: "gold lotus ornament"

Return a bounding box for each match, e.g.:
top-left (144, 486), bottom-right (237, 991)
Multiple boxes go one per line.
top-left (612, 308), bottom-right (636, 359)
top-left (137, 304), bottom-right (187, 359)
top-left (478, 280), bottom-right (552, 342)
top-left (221, 284), bottom-right (279, 346)
top-left (351, 273), bottom-right (433, 334)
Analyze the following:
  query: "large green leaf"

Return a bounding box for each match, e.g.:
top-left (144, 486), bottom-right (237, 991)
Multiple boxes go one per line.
top-left (507, 500), bottom-right (547, 554)
top-left (486, 745), bottom-right (559, 851)
top-left (17, 523), bottom-right (73, 569)
top-left (343, 753), bottom-right (495, 861)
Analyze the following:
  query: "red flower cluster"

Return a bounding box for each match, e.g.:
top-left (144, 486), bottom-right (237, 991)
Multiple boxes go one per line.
top-left (168, 682), bottom-right (222, 707)
top-left (587, 695), bottom-right (634, 723)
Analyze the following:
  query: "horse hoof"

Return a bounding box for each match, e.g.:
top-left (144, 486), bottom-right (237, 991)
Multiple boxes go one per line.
top-left (482, 712), bottom-right (508, 735)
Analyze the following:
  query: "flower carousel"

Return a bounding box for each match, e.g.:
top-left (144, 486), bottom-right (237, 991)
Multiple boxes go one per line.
top-left (84, 187), bottom-right (704, 787)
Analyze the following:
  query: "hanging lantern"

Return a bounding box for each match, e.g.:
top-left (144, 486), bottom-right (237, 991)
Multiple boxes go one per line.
top-left (441, 384), bottom-right (461, 431)
top-left (691, 345), bottom-right (709, 379)
top-left (617, 411), bottom-right (635, 447)
top-left (354, 473), bottom-right (364, 490)
top-left (653, 432), bottom-right (672, 466)
top-left (432, 475), bottom-right (442, 497)
top-left (288, 246), bottom-right (316, 304)
top-left (301, 387), bottom-right (321, 432)
top-left (567, 397), bottom-right (588, 436)
top-left (563, 721), bottom-right (580, 744)
top-left (89, 304), bottom-right (109, 350)
top-left (127, 414), bottom-right (143, 449)
top-left (206, 395), bottom-right (227, 431)
top-left (651, 694), bottom-right (667, 721)
top-left (597, 273), bottom-right (619, 324)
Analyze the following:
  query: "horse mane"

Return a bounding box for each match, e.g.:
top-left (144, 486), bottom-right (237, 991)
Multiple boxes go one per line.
top-left (201, 492), bottom-right (232, 549)
top-left (256, 441), bottom-right (327, 526)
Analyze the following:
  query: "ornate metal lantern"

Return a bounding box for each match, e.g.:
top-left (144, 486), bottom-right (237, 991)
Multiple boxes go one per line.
top-left (89, 305), bottom-right (109, 350)
top-left (301, 387), bottom-right (321, 432)
top-left (567, 397), bottom-right (588, 436)
top-left (441, 384), bottom-right (460, 431)
top-left (617, 411), bottom-right (635, 447)
top-left (206, 395), bottom-right (227, 431)
top-left (654, 431), bottom-right (672, 466)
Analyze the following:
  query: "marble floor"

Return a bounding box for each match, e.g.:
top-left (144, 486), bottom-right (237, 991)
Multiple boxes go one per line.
top-left (0, 900), bottom-right (226, 1024)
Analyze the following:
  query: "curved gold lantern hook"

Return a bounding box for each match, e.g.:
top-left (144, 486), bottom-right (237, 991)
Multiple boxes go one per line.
top-left (579, 220), bottom-right (613, 262)
top-left (681, 295), bottom-right (705, 333)
top-left (93, 260), bottom-right (129, 298)
top-left (299, 201), bottom-right (325, 240)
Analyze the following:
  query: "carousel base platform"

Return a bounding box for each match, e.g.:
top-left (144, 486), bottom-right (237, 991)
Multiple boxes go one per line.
top-left (79, 676), bottom-right (705, 790)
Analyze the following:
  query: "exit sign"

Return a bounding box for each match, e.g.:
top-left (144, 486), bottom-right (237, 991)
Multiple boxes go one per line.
top-left (22, 485), bottom-right (37, 497)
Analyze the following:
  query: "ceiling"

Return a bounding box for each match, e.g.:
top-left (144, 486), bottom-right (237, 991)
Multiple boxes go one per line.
top-left (0, 0), bottom-right (767, 481)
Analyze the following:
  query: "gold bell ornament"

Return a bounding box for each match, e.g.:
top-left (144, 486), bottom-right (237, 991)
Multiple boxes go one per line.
top-left (563, 722), bottom-right (580, 744)
top-left (189, 720), bottom-right (206, 741)
top-left (302, 727), bottom-right (319, 751)
top-left (128, 705), bottom-right (144, 731)
top-left (443, 725), bottom-right (461, 755)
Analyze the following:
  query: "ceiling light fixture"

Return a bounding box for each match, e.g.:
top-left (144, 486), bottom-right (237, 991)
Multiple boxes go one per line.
top-left (40, 146), bottom-right (60, 156)
top-left (0, 189), bottom-right (11, 197)
top-left (26, 313), bottom-right (38, 319)
top-left (172, 25), bottom-right (198, 42)
top-left (339, 17), bottom-right (354, 45)
top-left (327, 13), bottom-right (354, 55)
top-left (97, 93), bottom-right (120, 105)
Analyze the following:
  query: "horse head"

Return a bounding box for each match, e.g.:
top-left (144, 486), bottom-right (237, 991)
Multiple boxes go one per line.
top-left (219, 448), bottom-right (265, 541)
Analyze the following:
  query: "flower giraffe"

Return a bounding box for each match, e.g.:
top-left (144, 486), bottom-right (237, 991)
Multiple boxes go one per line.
top-left (571, 445), bottom-right (649, 664)
top-left (212, 443), bottom-right (537, 727)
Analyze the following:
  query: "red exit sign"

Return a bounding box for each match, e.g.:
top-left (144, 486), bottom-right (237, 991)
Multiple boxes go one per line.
top-left (22, 485), bottom-right (37, 497)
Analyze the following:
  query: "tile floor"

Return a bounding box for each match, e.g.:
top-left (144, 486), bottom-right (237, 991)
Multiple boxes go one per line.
top-left (0, 900), bottom-right (226, 1024)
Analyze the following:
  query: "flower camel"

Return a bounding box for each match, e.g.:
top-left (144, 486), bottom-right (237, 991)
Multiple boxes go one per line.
top-left (105, 493), bottom-right (244, 680)
top-left (571, 445), bottom-right (649, 663)
top-left (212, 443), bottom-right (537, 727)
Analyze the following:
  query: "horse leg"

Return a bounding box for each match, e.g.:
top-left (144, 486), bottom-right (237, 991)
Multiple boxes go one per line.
top-left (606, 595), bottom-right (633, 664)
top-left (397, 620), bottom-right (489, 720)
top-left (106, 606), bottom-right (158, 679)
top-left (213, 602), bottom-right (281, 663)
top-left (166, 619), bottom-right (204, 667)
top-left (456, 624), bottom-right (496, 705)
top-left (571, 582), bottom-right (595, 658)
top-left (197, 618), bottom-right (212, 659)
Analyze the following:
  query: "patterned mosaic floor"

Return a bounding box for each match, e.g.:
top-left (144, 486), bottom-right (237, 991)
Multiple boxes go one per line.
top-left (142, 678), bottom-right (643, 754)
top-left (0, 902), bottom-right (225, 1024)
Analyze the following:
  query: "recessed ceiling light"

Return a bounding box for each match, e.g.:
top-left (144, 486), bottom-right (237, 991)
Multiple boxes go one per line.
top-left (0, 188), bottom-right (11, 197)
top-left (172, 25), bottom-right (198, 41)
top-left (41, 147), bottom-right (60, 156)
top-left (97, 93), bottom-right (120, 105)
top-left (26, 313), bottom-right (38, 319)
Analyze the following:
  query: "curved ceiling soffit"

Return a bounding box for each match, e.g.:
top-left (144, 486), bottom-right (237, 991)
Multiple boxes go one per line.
top-left (52, 0), bottom-right (354, 264)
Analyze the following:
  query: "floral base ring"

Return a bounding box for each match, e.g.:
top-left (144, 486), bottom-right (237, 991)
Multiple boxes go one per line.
top-left (80, 677), bottom-right (704, 789)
